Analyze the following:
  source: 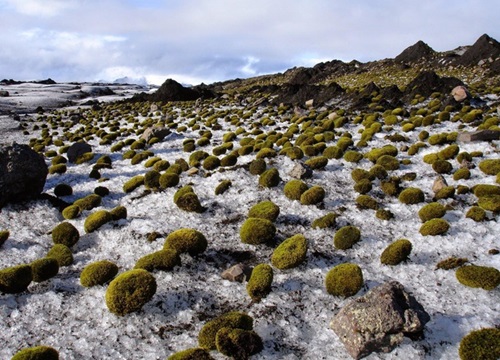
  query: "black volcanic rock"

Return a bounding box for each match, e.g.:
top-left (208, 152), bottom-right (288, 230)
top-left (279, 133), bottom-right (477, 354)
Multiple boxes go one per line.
top-left (455, 34), bottom-right (500, 67)
top-left (272, 82), bottom-right (344, 106)
top-left (36, 78), bottom-right (57, 85)
top-left (132, 79), bottom-right (217, 103)
top-left (395, 40), bottom-right (435, 63)
top-left (404, 71), bottom-right (463, 100)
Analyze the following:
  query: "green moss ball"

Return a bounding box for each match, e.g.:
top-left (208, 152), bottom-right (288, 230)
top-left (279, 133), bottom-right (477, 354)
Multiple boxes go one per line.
top-left (343, 150), bottom-right (363, 163)
top-left (258, 168), bottom-right (280, 188)
top-left (135, 249), bottom-right (181, 272)
top-left (356, 195), bottom-right (378, 210)
top-left (61, 204), bottom-right (81, 220)
top-left (176, 192), bottom-right (204, 213)
top-left (304, 156), bottom-right (329, 170)
top-left (0, 230), bottom-right (10, 246)
top-left (334, 226), bottom-right (361, 250)
top-left (323, 145), bottom-right (343, 159)
top-left (380, 239), bottom-right (412, 265)
top-left (312, 212), bottom-right (337, 229)
top-left (284, 179), bottom-right (308, 201)
top-left (0, 264), bottom-right (32, 293)
top-left (453, 168), bottom-right (471, 181)
top-left (473, 184), bottom-right (500, 197)
top-left (477, 195), bottom-right (500, 212)
top-left (325, 263), bottom-right (363, 297)
top-left (271, 234), bottom-right (308, 270)
top-left (418, 202), bottom-right (446, 222)
top-left (31, 257), bottom-right (59, 283)
top-left (398, 187), bottom-right (425, 204)
top-left (220, 154), bottom-right (238, 167)
top-left (105, 269), bottom-right (157, 316)
top-left (432, 159), bottom-right (453, 174)
top-left (466, 206), bottom-right (486, 222)
top-left (459, 328), bottom-right (500, 360)
top-left (167, 348), bottom-right (214, 360)
top-left (478, 159), bottom-right (500, 175)
top-left (300, 186), bottom-right (325, 205)
top-left (246, 263), bottom-right (273, 301)
top-left (248, 158), bottom-right (266, 175)
top-left (164, 228), bottom-right (208, 256)
top-left (369, 165), bottom-right (388, 179)
top-left (240, 218), bottom-right (276, 245)
top-left (198, 311), bottom-right (254, 350)
top-left (376, 155), bottom-right (400, 171)
top-left (110, 206), bottom-right (127, 221)
top-left (203, 155), bottom-right (221, 170)
top-left (54, 183), bottom-right (73, 197)
top-left (158, 173), bottom-right (179, 189)
top-left (52, 222), bottom-right (80, 247)
top-left (144, 170), bottom-right (161, 190)
top-left (46, 244), bottom-right (73, 267)
top-left (353, 178), bottom-right (372, 194)
top-left (73, 194), bottom-right (102, 211)
top-left (84, 210), bottom-right (113, 233)
top-left (215, 180), bottom-right (232, 195)
top-left (11, 345), bottom-right (59, 360)
top-left (123, 175), bottom-right (144, 193)
top-left (456, 265), bottom-right (500, 290)
top-left (419, 218), bottom-right (450, 236)
top-left (80, 260), bottom-right (118, 287)
top-left (248, 200), bottom-right (280, 222)
top-left (215, 327), bottom-right (263, 359)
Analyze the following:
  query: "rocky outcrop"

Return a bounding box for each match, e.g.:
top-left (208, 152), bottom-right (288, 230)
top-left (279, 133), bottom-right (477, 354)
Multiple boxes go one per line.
top-left (455, 34), bottom-right (500, 68)
top-left (0, 143), bottom-right (48, 208)
top-left (67, 142), bottom-right (92, 163)
top-left (330, 281), bottom-right (430, 359)
top-left (140, 126), bottom-right (171, 143)
top-left (395, 40), bottom-right (436, 63)
top-left (150, 79), bottom-right (216, 102)
top-left (404, 71), bottom-right (463, 100)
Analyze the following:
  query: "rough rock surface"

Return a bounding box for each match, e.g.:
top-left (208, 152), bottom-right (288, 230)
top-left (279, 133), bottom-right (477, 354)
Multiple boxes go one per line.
top-left (330, 281), bottom-right (430, 359)
top-left (451, 85), bottom-right (471, 102)
top-left (432, 175), bottom-right (448, 193)
top-left (140, 126), bottom-right (171, 143)
top-left (67, 142), bottom-right (92, 163)
top-left (221, 263), bottom-right (252, 282)
top-left (0, 143), bottom-right (48, 208)
top-left (457, 130), bottom-right (500, 142)
top-left (395, 40), bottom-right (436, 63)
top-left (289, 163), bottom-right (313, 179)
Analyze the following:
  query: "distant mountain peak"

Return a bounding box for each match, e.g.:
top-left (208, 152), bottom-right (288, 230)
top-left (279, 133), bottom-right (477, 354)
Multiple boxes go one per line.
top-left (455, 33), bottom-right (500, 67)
top-left (395, 40), bottom-right (435, 63)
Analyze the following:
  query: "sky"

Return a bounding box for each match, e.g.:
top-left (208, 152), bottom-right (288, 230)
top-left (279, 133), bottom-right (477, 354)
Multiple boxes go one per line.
top-left (0, 0), bottom-right (499, 86)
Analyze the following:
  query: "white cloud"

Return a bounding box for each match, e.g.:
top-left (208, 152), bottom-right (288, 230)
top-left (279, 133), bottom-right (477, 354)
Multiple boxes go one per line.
top-left (1, 0), bottom-right (75, 17)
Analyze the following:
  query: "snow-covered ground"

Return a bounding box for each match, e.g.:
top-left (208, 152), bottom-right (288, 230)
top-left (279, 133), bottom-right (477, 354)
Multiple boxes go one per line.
top-left (0, 91), bottom-right (499, 359)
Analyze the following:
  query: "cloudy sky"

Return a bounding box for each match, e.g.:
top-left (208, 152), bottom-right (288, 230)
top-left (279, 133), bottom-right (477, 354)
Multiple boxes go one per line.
top-left (0, 0), bottom-right (499, 85)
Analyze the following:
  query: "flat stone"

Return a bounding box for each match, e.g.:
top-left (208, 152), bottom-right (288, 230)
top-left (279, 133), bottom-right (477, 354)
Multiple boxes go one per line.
top-left (289, 163), bottom-right (313, 179)
top-left (221, 263), bottom-right (252, 283)
top-left (457, 130), bottom-right (500, 143)
top-left (432, 175), bottom-right (448, 194)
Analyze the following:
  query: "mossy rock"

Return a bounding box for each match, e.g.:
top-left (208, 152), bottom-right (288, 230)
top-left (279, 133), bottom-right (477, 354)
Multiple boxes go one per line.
top-left (376, 155), bottom-right (399, 171)
top-left (356, 195), bottom-right (378, 210)
top-left (478, 159), bottom-right (500, 175)
top-left (284, 179), bottom-right (308, 201)
top-left (418, 202), bottom-right (446, 222)
top-left (434, 186), bottom-right (455, 200)
top-left (398, 187), bottom-right (425, 204)
top-left (215, 327), bottom-right (263, 359)
top-left (135, 249), bottom-right (181, 272)
top-left (248, 200), bottom-right (280, 222)
top-left (176, 192), bottom-right (204, 213)
top-left (436, 257), bottom-right (468, 270)
top-left (110, 206), bottom-right (127, 221)
top-left (258, 168), bottom-right (280, 188)
top-left (438, 144), bottom-right (459, 160)
top-left (248, 158), bottom-right (266, 175)
top-left (75, 152), bottom-right (94, 164)
top-left (323, 146), bottom-right (343, 159)
top-left (300, 186), bottom-right (325, 205)
top-left (48, 164), bottom-right (67, 175)
top-left (380, 239), bottom-right (412, 265)
top-left (0, 264), bottom-right (32, 293)
top-left (240, 218), bottom-right (276, 245)
top-left (271, 234), bottom-right (307, 270)
top-left (11, 345), bottom-right (59, 360)
top-left (459, 328), bottom-right (500, 360)
top-left (46, 244), bottom-right (73, 267)
top-left (52, 222), bottom-right (80, 247)
top-left (173, 186), bottom-right (195, 203)
top-left (365, 145), bottom-right (398, 162)
top-left (123, 175), bottom-right (144, 193)
top-left (351, 168), bottom-right (374, 182)
top-left (343, 150), bottom-right (363, 163)
top-left (84, 210), bottom-right (113, 233)
top-left (325, 263), bottom-right (363, 297)
top-left (80, 260), bottom-right (118, 287)
top-left (419, 218), bottom-right (450, 236)
top-left (456, 265), bottom-right (500, 290)
top-left (31, 257), bottom-right (59, 283)
top-left (105, 269), bottom-right (157, 316)
top-left (453, 168), bottom-right (471, 181)
top-left (312, 212), bottom-right (337, 229)
top-left (167, 348), bottom-right (214, 360)
top-left (369, 165), bottom-right (388, 179)
top-left (73, 194), bottom-right (102, 211)
top-left (375, 209), bottom-right (394, 220)
top-left (466, 206), bottom-right (486, 222)
top-left (353, 179), bottom-right (372, 194)
top-left (159, 173), bottom-right (180, 189)
top-left (54, 183), bottom-right (73, 197)
top-left (215, 180), bottom-right (232, 195)
top-left (0, 230), bottom-right (10, 246)
top-left (304, 156), bottom-right (328, 170)
top-left (473, 184), bottom-right (500, 197)
top-left (163, 228), bottom-right (207, 256)
top-left (432, 159), bottom-right (453, 174)
top-left (246, 263), bottom-right (273, 301)
top-left (381, 178), bottom-right (401, 196)
top-left (334, 226), bottom-right (361, 250)
top-left (220, 154), bottom-right (237, 167)
top-left (144, 170), bottom-right (161, 190)
top-left (477, 195), bottom-right (500, 212)
top-left (203, 155), bottom-right (221, 171)
top-left (255, 148), bottom-right (277, 159)
top-left (198, 311), bottom-right (254, 350)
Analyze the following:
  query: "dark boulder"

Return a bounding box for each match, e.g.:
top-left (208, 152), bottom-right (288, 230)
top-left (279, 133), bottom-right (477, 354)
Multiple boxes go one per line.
top-left (0, 143), bottom-right (48, 208)
top-left (150, 79), bottom-right (215, 102)
top-left (35, 78), bottom-right (57, 85)
top-left (404, 71), bottom-right (463, 100)
top-left (67, 142), bottom-right (92, 163)
top-left (330, 280), bottom-right (430, 359)
top-left (0, 90), bottom-right (9, 97)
